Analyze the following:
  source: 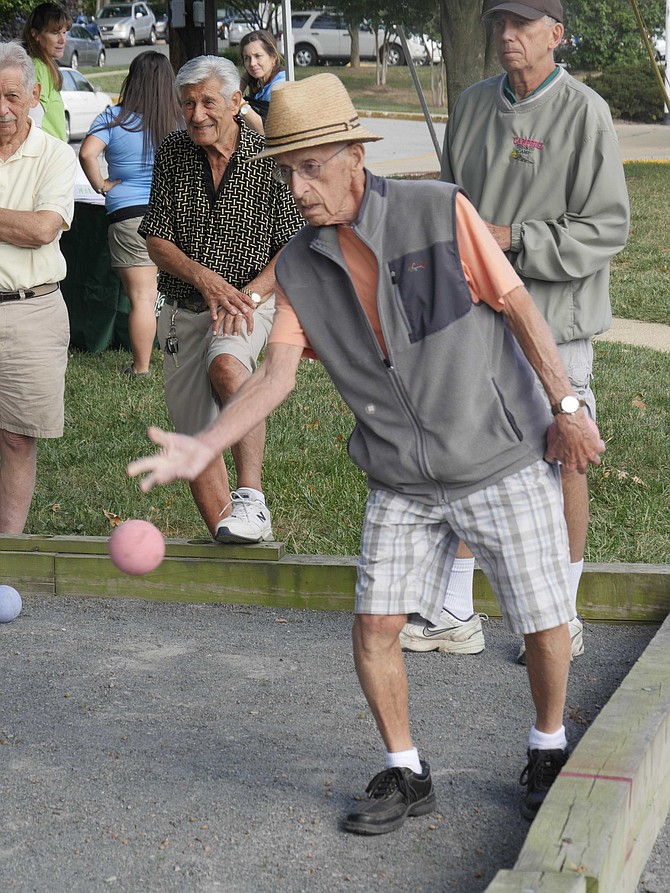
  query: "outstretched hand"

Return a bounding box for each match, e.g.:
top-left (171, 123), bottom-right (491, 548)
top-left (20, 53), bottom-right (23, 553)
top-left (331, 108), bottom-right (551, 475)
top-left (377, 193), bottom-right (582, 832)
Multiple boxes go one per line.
top-left (544, 413), bottom-right (606, 473)
top-left (127, 426), bottom-right (219, 492)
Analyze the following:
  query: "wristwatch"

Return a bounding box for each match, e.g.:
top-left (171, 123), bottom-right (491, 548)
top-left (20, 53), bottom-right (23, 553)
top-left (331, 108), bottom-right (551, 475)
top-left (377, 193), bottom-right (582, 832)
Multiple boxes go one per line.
top-left (551, 395), bottom-right (586, 416)
top-left (241, 287), bottom-right (262, 304)
top-left (239, 103), bottom-right (251, 117)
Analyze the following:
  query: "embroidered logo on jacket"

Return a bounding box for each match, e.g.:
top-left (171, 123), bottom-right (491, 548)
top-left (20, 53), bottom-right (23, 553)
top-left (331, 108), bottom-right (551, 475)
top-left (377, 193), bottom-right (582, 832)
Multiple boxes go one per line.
top-left (510, 136), bottom-right (545, 164)
top-left (407, 261), bottom-right (427, 273)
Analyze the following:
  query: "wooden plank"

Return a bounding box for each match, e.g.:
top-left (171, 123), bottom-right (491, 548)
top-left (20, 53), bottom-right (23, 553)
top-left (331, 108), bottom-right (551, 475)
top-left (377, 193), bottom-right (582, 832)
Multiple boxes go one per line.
top-left (0, 551), bottom-right (55, 596)
top-left (0, 533), bottom-right (285, 561)
top-left (473, 564), bottom-right (670, 623)
top-left (54, 554), bottom-right (358, 612)
top-left (513, 614), bottom-right (670, 893)
top-left (578, 564), bottom-right (670, 622)
top-left (0, 534), bottom-right (667, 621)
top-left (486, 870), bottom-right (587, 892)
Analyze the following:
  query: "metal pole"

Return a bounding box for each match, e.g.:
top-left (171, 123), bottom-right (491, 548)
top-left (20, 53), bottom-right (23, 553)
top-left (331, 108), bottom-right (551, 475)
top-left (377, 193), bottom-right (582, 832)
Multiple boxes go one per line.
top-left (282, 0), bottom-right (294, 81)
top-left (203, 0), bottom-right (217, 55)
top-left (629, 0), bottom-right (670, 121)
top-left (664, 0), bottom-right (669, 124)
top-left (397, 27), bottom-right (442, 163)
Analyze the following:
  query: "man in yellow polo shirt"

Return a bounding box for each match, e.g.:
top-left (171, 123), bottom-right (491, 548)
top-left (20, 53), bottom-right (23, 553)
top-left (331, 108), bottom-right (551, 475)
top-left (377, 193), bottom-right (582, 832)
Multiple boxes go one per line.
top-left (0, 41), bottom-right (76, 533)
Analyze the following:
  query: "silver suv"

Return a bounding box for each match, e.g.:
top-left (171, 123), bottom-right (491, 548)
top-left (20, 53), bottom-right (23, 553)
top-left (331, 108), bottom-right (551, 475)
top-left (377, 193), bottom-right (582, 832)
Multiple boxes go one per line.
top-left (98, 2), bottom-right (156, 47)
top-left (291, 9), bottom-right (426, 67)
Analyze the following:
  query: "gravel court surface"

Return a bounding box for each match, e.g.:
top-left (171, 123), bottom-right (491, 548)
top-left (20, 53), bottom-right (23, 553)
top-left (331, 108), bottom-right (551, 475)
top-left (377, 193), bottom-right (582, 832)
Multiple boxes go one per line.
top-left (0, 597), bottom-right (659, 893)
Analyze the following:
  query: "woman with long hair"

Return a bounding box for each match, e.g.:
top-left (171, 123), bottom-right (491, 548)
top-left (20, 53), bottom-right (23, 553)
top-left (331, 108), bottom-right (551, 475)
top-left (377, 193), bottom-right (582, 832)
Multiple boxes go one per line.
top-left (22, 2), bottom-right (71, 141)
top-left (238, 29), bottom-right (285, 134)
top-left (79, 51), bottom-right (182, 377)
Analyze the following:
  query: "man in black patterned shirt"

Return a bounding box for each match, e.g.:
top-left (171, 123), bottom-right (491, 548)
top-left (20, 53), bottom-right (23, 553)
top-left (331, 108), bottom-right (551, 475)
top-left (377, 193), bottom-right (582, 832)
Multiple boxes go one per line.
top-left (139, 55), bottom-right (303, 543)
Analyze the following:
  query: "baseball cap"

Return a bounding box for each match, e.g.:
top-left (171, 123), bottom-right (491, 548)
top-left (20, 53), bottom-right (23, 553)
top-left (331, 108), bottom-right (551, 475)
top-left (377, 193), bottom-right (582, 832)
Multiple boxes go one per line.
top-left (481, 0), bottom-right (564, 24)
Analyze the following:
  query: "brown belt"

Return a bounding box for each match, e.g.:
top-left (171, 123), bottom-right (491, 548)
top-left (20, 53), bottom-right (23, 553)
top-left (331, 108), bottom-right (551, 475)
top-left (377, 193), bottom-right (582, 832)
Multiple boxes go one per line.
top-left (0, 283), bottom-right (59, 303)
top-left (164, 294), bottom-right (209, 314)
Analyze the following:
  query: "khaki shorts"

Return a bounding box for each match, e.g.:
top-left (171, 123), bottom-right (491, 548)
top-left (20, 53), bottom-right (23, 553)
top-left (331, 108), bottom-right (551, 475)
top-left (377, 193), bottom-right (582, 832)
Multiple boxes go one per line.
top-left (0, 289), bottom-right (69, 438)
top-left (534, 338), bottom-right (596, 420)
top-left (158, 295), bottom-right (275, 435)
top-left (108, 216), bottom-right (154, 268)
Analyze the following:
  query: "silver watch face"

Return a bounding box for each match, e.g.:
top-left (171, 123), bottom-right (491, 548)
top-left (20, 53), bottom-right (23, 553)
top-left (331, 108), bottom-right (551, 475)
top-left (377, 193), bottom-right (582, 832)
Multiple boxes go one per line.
top-left (560, 395), bottom-right (581, 414)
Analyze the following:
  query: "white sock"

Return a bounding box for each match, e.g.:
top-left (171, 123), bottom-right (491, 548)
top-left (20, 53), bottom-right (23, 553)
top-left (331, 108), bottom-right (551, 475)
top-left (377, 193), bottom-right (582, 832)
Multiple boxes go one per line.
top-left (442, 558), bottom-right (476, 620)
top-left (235, 487), bottom-right (265, 503)
top-left (528, 724), bottom-right (568, 751)
top-left (386, 747), bottom-right (423, 774)
top-left (568, 559), bottom-right (583, 618)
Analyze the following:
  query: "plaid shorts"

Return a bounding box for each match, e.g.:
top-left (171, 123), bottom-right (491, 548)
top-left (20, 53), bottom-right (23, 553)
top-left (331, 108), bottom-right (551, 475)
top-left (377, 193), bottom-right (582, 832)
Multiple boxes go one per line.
top-left (356, 460), bottom-right (571, 635)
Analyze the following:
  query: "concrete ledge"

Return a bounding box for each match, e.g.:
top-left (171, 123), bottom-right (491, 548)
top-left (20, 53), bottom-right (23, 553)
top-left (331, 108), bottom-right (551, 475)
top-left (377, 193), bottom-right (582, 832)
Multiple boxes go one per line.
top-left (0, 536), bottom-right (668, 621)
top-left (486, 613), bottom-right (670, 893)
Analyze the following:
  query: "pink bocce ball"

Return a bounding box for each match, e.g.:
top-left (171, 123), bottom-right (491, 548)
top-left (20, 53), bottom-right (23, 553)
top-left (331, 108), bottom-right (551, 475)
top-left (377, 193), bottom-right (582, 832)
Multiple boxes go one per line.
top-left (108, 520), bottom-right (166, 576)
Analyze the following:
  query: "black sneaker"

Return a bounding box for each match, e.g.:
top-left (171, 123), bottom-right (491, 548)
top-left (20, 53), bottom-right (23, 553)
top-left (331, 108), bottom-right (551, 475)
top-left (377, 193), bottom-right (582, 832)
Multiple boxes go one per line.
top-left (519, 747), bottom-right (569, 820)
top-left (342, 761), bottom-right (436, 835)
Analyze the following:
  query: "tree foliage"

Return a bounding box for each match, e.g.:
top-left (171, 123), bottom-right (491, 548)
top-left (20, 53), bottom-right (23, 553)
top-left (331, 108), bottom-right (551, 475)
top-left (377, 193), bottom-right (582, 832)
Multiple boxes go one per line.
top-left (560, 0), bottom-right (665, 71)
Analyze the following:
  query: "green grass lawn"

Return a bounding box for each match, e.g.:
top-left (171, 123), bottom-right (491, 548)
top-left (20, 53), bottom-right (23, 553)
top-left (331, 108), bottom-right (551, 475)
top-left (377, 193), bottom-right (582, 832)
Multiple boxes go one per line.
top-left (611, 163), bottom-right (670, 325)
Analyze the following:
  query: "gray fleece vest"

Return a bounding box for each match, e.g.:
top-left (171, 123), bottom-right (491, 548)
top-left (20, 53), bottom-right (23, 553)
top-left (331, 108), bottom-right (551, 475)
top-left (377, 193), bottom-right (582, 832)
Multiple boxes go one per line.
top-left (275, 173), bottom-right (552, 504)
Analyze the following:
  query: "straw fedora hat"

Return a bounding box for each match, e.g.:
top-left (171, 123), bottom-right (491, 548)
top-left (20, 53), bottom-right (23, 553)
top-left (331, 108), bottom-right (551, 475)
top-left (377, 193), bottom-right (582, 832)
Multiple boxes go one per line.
top-left (252, 73), bottom-right (382, 160)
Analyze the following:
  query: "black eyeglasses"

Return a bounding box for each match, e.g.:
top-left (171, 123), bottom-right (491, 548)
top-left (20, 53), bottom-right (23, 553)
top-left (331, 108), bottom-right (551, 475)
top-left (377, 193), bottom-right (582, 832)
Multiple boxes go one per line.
top-left (272, 144), bottom-right (349, 185)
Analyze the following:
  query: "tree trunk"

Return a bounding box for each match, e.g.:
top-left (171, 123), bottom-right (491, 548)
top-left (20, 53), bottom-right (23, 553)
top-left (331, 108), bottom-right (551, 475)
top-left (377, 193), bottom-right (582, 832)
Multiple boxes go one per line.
top-left (349, 25), bottom-right (361, 67)
top-left (440, 0), bottom-right (498, 112)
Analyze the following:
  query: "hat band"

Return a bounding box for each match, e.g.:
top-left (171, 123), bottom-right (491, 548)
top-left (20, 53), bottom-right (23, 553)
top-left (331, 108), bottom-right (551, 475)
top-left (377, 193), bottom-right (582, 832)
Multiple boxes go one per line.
top-left (265, 116), bottom-right (363, 148)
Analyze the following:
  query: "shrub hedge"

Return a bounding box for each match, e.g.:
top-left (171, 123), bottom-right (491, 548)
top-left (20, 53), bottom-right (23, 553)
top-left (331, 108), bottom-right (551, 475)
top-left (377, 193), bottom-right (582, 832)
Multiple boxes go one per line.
top-left (585, 62), bottom-right (667, 121)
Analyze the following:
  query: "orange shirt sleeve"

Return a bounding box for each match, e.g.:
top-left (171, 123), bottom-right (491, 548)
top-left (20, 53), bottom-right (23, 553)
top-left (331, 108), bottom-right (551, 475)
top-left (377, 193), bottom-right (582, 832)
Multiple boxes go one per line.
top-left (455, 192), bottom-right (522, 311)
top-left (268, 283), bottom-right (317, 358)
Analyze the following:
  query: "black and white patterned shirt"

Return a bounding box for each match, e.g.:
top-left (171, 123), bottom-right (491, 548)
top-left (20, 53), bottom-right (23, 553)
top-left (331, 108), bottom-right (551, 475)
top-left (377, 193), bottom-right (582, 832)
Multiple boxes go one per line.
top-left (139, 122), bottom-right (304, 305)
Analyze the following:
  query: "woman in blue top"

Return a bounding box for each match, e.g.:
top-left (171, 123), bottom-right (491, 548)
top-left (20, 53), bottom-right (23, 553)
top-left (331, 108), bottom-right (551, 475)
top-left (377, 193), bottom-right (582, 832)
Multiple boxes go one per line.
top-left (239, 30), bottom-right (285, 135)
top-left (79, 51), bottom-right (182, 377)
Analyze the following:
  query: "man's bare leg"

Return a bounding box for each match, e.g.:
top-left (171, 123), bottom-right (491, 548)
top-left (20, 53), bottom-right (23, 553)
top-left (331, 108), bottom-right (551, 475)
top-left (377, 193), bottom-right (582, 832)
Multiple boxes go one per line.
top-left (353, 613), bottom-right (413, 752)
top-left (0, 430), bottom-right (37, 534)
top-left (205, 354), bottom-right (271, 543)
top-left (209, 354), bottom-right (266, 492)
top-left (523, 623), bottom-right (571, 732)
top-left (520, 623), bottom-right (571, 818)
top-left (561, 469), bottom-right (589, 563)
top-left (189, 456), bottom-right (231, 536)
top-left (344, 613), bottom-right (436, 835)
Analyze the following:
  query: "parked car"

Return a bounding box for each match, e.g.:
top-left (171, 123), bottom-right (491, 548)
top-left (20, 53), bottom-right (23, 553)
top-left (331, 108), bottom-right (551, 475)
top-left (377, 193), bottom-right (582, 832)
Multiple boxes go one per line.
top-left (97, 2), bottom-right (157, 47)
top-left (59, 67), bottom-right (114, 142)
top-left (217, 6), bottom-right (238, 39)
top-left (290, 9), bottom-right (426, 67)
top-left (421, 35), bottom-right (441, 65)
top-left (73, 13), bottom-right (101, 38)
top-left (651, 29), bottom-right (666, 62)
top-left (224, 13), bottom-right (257, 44)
top-left (61, 25), bottom-right (106, 69)
top-left (149, 4), bottom-right (169, 41)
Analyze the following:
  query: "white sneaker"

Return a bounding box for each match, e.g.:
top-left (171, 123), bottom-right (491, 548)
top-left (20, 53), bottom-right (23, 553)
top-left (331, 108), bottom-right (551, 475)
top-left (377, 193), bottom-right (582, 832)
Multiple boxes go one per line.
top-left (399, 610), bottom-right (485, 654)
top-left (517, 616), bottom-right (584, 665)
top-left (214, 490), bottom-right (273, 544)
